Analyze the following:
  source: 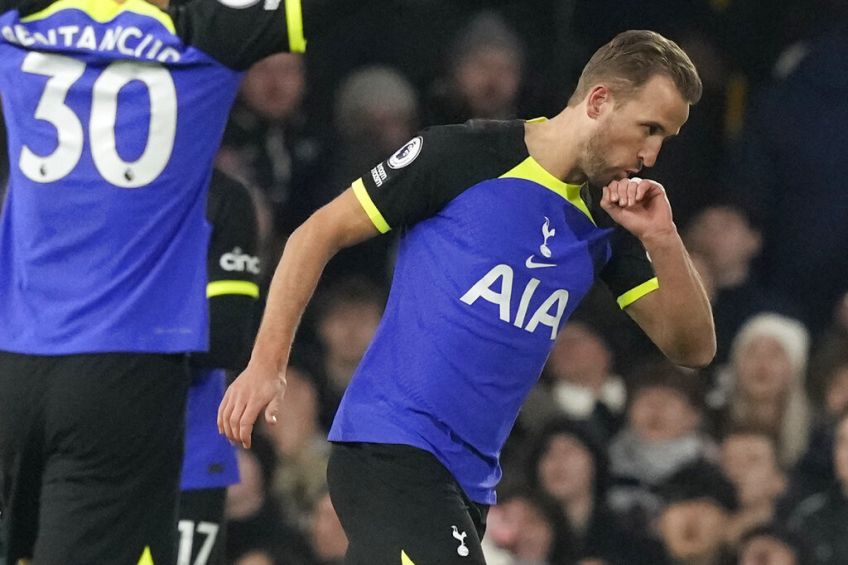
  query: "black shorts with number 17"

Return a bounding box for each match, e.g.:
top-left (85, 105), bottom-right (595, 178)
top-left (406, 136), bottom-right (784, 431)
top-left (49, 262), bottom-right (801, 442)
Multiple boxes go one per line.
top-left (327, 442), bottom-right (490, 565)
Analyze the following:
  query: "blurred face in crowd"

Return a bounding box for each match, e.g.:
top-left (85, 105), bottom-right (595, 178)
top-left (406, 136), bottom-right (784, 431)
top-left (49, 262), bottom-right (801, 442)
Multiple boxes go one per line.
top-left (486, 496), bottom-right (554, 560)
top-left (366, 106), bottom-right (417, 156)
top-left (720, 433), bottom-right (786, 507)
top-left (454, 47), bottom-right (522, 119)
top-left (537, 433), bottom-right (595, 504)
top-left (546, 322), bottom-right (612, 390)
top-left (310, 493), bottom-right (348, 561)
top-left (826, 364), bottom-right (848, 416)
top-left (658, 499), bottom-right (727, 562)
top-left (261, 366), bottom-right (319, 457)
top-left (581, 74), bottom-right (688, 187)
top-left (738, 535), bottom-right (798, 565)
top-left (318, 301), bottom-right (382, 367)
top-left (225, 450), bottom-right (266, 520)
top-left (685, 207), bottom-right (761, 276)
top-left (833, 415), bottom-right (848, 490)
top-left (235, 551), bottom-right (276, 565)
top-left (628, 385), bottom-right (699, 442)
top-left (241, 53), bottom-right (305, 121)
top-left (735, 337), bottom-right (793, 403)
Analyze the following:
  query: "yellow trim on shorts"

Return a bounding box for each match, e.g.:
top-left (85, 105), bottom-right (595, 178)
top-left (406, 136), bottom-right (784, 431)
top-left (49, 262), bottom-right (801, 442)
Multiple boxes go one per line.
top-left (22, 0), bottom-right (176, 34)
top-left (285, 0), bottom-right (307, 53)
top-left (352, 178), bottom-right (391, 234)
top-left (207, 280), bottom-right (260, 299)
top-left (137, 546), bottom-right (154, 565)
top-left (499, 157), bottom-right (595, 225)
top-left (617, 277), bottom-right (659, 309)
top-left (401, 550), bottom-right (416, 565)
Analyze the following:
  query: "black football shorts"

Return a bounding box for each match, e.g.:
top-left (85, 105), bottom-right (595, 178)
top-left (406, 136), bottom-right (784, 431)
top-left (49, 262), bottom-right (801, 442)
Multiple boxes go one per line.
top-left (0, 351), bottom-right (190, 565)
top-left (327, 442), bottom-right (489, 565)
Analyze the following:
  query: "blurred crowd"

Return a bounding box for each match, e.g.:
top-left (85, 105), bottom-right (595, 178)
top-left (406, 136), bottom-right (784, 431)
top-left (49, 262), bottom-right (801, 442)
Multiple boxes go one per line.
top-left (2, 0), bottom-right (848, 564)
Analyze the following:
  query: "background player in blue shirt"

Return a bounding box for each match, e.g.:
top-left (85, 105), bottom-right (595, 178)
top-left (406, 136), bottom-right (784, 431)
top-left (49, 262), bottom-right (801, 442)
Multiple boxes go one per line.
top-left (221, 29), bottom-right (716, 564)
top-left (0, 0), bottom-right (354, 563)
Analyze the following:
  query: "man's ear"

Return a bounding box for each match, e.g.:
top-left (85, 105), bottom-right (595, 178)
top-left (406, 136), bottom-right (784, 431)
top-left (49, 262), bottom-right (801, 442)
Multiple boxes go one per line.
top-left (585, 85), bottom-right (612, 120)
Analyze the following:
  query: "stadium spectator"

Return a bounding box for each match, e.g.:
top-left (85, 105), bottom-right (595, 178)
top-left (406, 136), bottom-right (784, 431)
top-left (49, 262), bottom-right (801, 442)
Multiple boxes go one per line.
top-left (334, 66), bottom-right (419, 186)
top-left (707, 313), bottom-right (811, 468)
top-left (308, 491), bottom-right (348, 565)
top-left (808, 291), bottom-right (848, 409)
top-left (785, 408), bottom-right (848, 565)
top-left (684, 205), bottom-right (799, 364)
top-left (308, 276), bottom-right (385, 429)
top-left (234, 549), bottom-right (278, 565)
top-left (424, 11), bottom-right (526, 125)
top-left (719, 428), bottom-right (787, 547)
top-left (724, 25), bottom-right (848, 334)
top-left (783, 353), bottom-right (848, 509)
top-left (330, 65), bottom-right (419, 282)
top-left (260, 365), bottom-right (330, 528)
top-left (737, 525), bottom-right (810, 565)
top-left (521, 322), bottom-right (626, 442)
top-left (225, 436), bottom-right (312, 565)
top-left (218, 53), bottom-right (332, 237)
top-left (482, 488), bottom-right (559, 565)
top-left (607, 363), bottom-right (713, 534)
top-left (527, 419), bottom-right (638, 564)
top-left (654, 462), bottom-right (737, 565)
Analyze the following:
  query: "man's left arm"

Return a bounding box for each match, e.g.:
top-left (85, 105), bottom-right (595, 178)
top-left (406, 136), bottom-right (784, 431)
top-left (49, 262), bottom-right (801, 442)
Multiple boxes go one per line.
top-left (601, 178), bottom-right (715, 368)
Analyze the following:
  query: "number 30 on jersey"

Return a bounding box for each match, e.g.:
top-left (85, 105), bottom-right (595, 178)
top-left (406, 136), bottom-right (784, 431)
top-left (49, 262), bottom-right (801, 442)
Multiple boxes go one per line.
top-left (19, 51), bottom-right (176, 188)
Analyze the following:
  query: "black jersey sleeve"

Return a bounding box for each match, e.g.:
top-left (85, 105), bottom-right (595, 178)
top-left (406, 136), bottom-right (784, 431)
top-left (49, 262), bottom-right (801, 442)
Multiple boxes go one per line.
top-left (170, 0), bottom-right (305, 70)
top-left (600, 227), bottom-right (658, 309)
top-left (3, 0), bottom-right (51, 16)
top-left (353, 122), bottom-right (525, 233)
top-left (191, 169), bottom-right (261, 371)
top-left (171, 0), bottom-right (363, 71)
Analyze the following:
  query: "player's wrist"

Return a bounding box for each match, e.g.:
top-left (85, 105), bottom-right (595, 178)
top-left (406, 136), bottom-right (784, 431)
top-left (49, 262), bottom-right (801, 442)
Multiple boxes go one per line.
top-left (246, 348), bottom-right (287, 379)
top-left (638, 224), bottom-right (679, 248)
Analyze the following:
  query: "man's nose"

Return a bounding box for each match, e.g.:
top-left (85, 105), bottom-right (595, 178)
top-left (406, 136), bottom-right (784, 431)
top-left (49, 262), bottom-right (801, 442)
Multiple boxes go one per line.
top-left (639, 140), bottom-right (662, 168)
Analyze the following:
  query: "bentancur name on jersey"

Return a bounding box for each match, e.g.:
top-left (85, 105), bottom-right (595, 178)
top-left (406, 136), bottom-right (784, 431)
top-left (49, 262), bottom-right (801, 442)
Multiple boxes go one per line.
top-left (2, 22), bottom-right (182, 62)
top-left (461, 216), bottom-right (569, 342)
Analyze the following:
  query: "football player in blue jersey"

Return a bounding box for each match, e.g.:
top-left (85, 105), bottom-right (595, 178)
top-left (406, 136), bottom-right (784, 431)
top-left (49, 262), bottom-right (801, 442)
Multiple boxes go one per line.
top-left (221, 29), bottom-right (716, 564)
top-left (0, 0), bottom-right (358, 563)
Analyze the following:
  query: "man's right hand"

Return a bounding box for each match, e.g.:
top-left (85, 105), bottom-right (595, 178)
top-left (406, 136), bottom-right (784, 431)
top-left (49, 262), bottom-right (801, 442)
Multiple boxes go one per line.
top-left (218, 362), bottom-right (286, 448)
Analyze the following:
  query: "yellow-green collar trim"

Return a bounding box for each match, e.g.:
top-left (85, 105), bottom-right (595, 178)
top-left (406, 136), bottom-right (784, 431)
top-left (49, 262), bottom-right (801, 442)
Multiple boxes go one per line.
top-left (22, 0), bottom-right (176, 35)
top-left (499, 157), bottom-right (595, 224)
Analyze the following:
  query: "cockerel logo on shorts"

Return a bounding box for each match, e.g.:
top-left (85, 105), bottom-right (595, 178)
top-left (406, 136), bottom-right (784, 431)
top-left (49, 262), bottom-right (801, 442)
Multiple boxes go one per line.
top-left (451, 525), bottom-right (469, 557)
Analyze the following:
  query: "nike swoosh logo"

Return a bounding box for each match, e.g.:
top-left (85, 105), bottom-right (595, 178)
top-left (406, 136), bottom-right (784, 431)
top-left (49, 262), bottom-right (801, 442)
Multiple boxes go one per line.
top-left (525, 256), bottom-right (556, 269)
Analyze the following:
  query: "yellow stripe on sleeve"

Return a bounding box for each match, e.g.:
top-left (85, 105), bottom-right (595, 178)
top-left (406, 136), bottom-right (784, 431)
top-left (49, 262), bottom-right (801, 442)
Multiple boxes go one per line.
top-left (285, 0), bottom-right (307, 53)
top-left (401, 550), bottom-right (416, 565)
top-left (617, 277), bottom-right (659, 309)
top-left (207, 280), bottom-right (260, 299)
top-left (352, 178), bottom-right (391, 234)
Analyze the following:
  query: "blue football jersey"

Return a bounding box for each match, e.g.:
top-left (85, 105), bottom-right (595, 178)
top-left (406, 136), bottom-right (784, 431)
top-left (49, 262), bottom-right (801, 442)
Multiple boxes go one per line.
top-left (0, 0), bottom-right (304, 354)
top-left (328, 120), bottom-right (658, 504)
top-left (181, 367), bottom-right (239, 491)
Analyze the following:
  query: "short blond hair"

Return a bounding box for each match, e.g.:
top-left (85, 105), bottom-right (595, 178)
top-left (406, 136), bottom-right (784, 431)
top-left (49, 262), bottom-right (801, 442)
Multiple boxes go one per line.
top-left (568, 30), bottom-right (702, 106)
